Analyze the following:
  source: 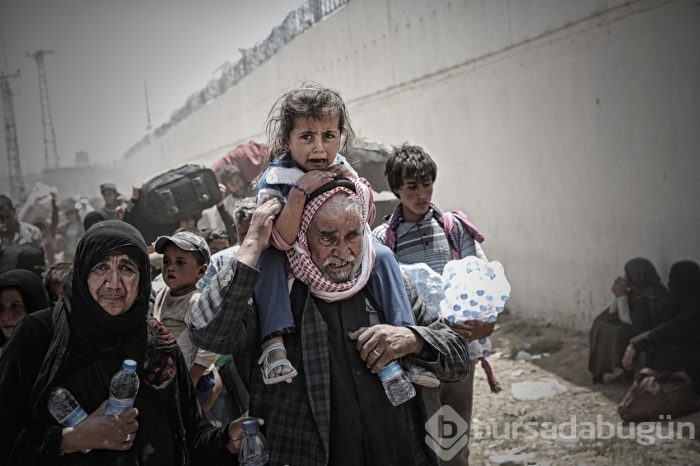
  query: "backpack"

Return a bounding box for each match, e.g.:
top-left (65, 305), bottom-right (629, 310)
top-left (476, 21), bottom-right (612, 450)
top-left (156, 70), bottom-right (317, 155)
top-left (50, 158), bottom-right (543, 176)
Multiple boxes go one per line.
top-left (382, 208), bottom-right (485, 259)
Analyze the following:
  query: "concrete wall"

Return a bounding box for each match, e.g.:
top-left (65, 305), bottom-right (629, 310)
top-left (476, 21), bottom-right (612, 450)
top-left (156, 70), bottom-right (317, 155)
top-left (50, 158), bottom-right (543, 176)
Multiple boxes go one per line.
top-left (121, 0), bottom-right (700, 330)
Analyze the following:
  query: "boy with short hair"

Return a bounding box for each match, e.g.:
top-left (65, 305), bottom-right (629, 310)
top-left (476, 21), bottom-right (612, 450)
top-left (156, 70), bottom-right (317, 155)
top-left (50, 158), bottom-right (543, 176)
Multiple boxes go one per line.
top-left (373, 143), bottom-right (494, 466)
top-left (153, 230), bottom-right (221, 411)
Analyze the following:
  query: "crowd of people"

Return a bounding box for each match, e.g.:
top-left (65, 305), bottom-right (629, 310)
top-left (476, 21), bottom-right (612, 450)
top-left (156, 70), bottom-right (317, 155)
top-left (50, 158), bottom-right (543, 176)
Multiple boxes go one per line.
top-left (0, 81), bottom-right (697, 465)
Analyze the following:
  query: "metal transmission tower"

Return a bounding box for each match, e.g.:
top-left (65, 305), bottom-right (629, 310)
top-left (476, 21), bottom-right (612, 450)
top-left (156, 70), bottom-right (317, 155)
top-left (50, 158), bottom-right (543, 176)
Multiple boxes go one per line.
top-left (0, 69), bottom-right (25, 200)
top-left (144, 79), bottom-right (152, 131)
top-left (27, 49), bottom-right (60, 169)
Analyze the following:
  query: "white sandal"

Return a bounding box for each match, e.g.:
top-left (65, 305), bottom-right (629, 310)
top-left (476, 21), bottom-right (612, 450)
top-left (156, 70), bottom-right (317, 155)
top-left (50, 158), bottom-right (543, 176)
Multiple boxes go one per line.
top-left (258, 342), bottom-right (298, 385)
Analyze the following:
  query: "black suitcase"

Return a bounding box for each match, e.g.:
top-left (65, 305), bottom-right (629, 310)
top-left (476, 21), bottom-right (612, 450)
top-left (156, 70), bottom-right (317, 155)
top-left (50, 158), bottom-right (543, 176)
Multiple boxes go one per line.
top-left (140, 164), bottom-right (221, 225)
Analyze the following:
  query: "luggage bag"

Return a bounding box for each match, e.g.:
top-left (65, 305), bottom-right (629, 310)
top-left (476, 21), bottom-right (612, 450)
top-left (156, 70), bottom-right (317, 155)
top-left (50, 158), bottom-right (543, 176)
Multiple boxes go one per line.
top-left (140, 164), bottom-right (221, 225)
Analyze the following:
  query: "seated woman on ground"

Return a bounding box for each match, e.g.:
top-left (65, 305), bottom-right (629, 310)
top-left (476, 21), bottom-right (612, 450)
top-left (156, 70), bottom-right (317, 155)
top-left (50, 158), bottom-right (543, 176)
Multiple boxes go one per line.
top-left (588, 257), bottom-right (668, 384)
top-left (622, 260), bottom-right (700, 391)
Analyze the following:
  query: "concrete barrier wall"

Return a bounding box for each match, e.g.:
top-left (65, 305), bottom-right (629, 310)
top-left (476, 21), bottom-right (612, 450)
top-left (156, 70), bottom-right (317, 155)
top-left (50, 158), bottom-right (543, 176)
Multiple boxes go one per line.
top-left (117, 0), bottom-right (698, 330)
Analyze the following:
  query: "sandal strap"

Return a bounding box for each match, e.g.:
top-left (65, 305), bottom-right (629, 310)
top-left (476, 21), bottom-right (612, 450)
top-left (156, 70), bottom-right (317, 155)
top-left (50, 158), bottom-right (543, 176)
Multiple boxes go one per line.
top-left (258, 342), bottom-right (287, 365)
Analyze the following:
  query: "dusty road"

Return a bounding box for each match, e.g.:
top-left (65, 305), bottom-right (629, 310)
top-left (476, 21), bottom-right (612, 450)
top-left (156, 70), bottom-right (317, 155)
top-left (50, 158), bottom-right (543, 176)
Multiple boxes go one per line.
top-left (464, 316), bottom-right (700, 466)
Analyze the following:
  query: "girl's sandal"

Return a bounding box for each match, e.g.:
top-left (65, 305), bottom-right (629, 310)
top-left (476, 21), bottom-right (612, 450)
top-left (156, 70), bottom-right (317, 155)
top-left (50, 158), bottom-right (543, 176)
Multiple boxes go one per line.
top-left (258, 342), bottom-right (298, 385)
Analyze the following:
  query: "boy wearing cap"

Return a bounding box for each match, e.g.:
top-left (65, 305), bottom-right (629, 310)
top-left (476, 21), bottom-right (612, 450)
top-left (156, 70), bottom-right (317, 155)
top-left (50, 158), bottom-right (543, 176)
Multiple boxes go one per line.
top-left (152, 230), bottom-right (221, 411)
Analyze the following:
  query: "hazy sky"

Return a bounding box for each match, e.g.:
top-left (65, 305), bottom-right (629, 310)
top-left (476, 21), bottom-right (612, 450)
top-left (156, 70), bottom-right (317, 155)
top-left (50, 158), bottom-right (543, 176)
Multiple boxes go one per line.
top-left (1, 0), bottom-right (306, 174)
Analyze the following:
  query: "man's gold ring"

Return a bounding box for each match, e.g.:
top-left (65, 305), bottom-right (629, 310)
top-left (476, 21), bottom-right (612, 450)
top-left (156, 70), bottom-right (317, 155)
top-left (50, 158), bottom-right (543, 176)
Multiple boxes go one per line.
top-left (125, 433), bottom-right (131, 443)
top-left (373, 349), bottom-right (381, 356)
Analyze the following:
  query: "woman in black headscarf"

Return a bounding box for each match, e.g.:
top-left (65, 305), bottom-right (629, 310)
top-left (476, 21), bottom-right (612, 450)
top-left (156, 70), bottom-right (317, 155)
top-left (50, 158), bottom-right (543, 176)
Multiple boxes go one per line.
top-left (588, 257), bottom-right (669, 384)
top-left (0, 269), bottom-right (49, 351)
top-left (0, 220), bottom-right (249, 465)
top-left (622, 260), bottom-right (700, 390)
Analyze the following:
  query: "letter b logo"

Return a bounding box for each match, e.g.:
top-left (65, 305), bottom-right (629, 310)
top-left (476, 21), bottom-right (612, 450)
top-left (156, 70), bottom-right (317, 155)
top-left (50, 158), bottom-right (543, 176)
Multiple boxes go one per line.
top-left (425, 406), bottom-right (469, 461)
top-left (438, 415), bottom-right (458, 439)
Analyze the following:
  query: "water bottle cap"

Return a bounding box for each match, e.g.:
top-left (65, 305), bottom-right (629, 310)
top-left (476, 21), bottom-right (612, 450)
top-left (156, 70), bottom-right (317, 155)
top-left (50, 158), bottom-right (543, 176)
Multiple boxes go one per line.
top-left (122, 359), bottom-right (137, 370)
top-left (377, 361), bottom-right (402, 381)
top-left (242, 419), bottom-right (259, 432)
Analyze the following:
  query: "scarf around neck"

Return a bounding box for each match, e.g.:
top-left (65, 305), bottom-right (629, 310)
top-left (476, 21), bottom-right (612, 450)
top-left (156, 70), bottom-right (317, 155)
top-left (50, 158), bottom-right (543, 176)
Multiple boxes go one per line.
top-left (287, 178), bottom-right (376, 302)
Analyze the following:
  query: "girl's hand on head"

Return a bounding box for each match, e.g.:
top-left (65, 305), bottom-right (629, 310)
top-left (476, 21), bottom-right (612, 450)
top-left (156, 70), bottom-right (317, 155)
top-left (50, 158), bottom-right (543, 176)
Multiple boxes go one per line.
top-left (296, 170), bottom-right (336, 194)
top-left (328, 162), bottom-right (358, 179)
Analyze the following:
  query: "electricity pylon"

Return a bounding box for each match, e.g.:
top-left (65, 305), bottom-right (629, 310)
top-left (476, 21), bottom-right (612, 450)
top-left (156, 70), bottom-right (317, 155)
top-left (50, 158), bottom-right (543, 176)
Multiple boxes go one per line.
top-left (27, 49), bottom-right (60, 169)
top-left (0, 69), bottom-right (25, 200)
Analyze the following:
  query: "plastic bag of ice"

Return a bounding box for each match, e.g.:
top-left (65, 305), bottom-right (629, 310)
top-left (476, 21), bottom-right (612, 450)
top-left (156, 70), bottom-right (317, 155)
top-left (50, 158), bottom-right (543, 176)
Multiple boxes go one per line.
top-left (440, 256), bottom-right (511, 325)
top-left (399, 262), bottom-right (445, 313)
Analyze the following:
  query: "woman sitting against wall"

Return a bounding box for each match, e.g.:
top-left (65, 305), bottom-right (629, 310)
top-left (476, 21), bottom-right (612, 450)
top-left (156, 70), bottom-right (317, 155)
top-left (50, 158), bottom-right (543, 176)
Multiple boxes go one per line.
top-left (588, 257), bottom-right (668, 384)
top-left (621, 260), bottom-right (700, 388)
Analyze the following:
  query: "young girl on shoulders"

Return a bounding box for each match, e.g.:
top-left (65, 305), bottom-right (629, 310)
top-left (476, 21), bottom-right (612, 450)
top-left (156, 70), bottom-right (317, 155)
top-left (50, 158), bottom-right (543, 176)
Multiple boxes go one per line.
top-left (253, 83), bottom-right (437, 388)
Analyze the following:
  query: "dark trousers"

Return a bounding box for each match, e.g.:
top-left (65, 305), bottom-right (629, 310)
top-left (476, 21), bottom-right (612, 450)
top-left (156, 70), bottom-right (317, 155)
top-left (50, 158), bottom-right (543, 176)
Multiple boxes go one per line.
top-left (422, 359), bottom-right (477, 466)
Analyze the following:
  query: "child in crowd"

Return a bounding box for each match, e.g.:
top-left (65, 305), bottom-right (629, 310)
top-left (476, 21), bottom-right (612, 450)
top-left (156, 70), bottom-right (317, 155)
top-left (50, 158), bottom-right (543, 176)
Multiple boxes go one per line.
top-left (152, 230), bottom-right (221, 410)
top-left (202, 228), bottom-right (230, 255)
top-left (55, 202), bottom-right (83, 261)
top-left (43, 261), bottom-right (72, 306)
top-left (253, 83), bottom-right (438, 387)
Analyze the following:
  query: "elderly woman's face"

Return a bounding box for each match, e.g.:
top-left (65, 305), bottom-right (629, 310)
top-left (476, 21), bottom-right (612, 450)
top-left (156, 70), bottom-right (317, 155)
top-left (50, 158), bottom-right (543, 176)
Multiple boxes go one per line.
top-left (307, 196), bottom-right (363, 283)
top-left (87, 254), bottom-right (140, 316)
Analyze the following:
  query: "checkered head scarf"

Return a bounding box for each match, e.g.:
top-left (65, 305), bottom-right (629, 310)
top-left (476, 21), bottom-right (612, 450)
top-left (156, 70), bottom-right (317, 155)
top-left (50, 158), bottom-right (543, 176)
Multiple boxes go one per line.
top-left (287, 177), bottom-right (376, 302)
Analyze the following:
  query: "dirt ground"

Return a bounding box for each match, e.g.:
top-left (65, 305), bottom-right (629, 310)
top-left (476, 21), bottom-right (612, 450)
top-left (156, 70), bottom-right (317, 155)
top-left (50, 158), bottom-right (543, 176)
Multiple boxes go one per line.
top-left (465, 314), bottom-right (700, 466)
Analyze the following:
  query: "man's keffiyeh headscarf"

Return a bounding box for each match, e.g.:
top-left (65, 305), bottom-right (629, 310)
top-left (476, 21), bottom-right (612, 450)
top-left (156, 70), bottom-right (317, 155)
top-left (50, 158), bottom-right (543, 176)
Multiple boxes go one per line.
top-left (287, 177), bottom-right (376, 302)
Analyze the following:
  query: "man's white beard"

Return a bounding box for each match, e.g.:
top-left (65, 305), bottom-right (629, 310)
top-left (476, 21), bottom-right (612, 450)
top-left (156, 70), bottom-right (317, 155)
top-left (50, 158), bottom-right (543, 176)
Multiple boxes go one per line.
top-left (322, 254), bottom-right (361, 283)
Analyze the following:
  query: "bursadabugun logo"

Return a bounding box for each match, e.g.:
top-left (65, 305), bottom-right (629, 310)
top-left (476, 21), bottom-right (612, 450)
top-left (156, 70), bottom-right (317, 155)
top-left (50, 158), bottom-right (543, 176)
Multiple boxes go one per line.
top-left (425, 406), bottom-right (469, 460)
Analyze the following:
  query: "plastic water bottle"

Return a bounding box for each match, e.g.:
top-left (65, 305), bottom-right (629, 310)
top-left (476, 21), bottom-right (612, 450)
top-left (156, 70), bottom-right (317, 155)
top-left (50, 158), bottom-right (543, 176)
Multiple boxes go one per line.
top-left (399, 262), bottom-right (445, 313)
top-left (48, 387), bottom-right (88, 427)
top-left (467, 338), bottom-right (492, 361)
top-left (480, 338), bottom-right (492, 358)
top-left (439, 257), bottom-right (511, 324)
top-left (238, 419), bottom-right (270, 466)
top-left (105, 359), bottom-right (140, 415)
top-left (377, 361), bottom-right (416, 407)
